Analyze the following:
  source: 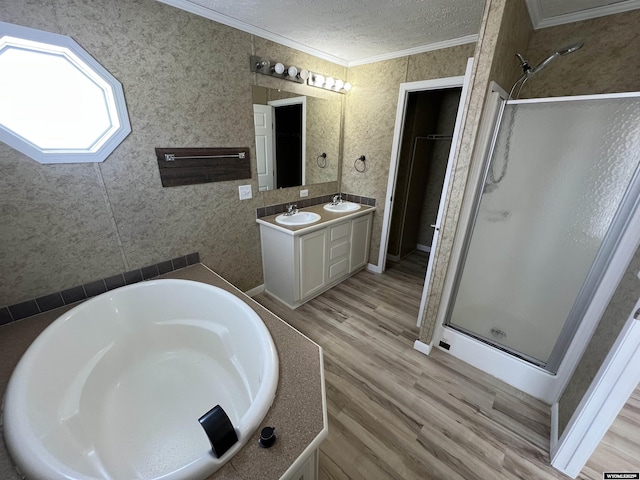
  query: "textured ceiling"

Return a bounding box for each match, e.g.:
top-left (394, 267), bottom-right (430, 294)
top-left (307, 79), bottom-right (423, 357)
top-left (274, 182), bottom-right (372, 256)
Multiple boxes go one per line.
top-left (163, 0), bottom-right (485, 65)
top-left (159, 0), bottom-right (640, 65)
top-left (189, 0), bottom-right (483, 60)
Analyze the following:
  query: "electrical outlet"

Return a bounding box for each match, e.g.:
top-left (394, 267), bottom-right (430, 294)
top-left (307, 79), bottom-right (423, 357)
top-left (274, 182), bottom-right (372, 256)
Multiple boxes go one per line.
top-left (300, 189), bottom-right (309, 198)
top-left (238, 184), bottom-right (252, 200)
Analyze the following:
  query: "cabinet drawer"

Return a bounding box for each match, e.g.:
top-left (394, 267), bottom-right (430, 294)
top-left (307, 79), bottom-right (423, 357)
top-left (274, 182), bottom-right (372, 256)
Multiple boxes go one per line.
top-left (329, 241), bottom-right (349, 262)
top-left (330, 222), bottom-right (350, 242)
top-left (328, 257), bottom-right (349, 280)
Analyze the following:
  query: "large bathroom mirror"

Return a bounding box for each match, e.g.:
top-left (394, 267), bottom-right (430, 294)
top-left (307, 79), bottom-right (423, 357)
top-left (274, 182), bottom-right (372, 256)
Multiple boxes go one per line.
top-left (252, 86), bottom-right (341, 191)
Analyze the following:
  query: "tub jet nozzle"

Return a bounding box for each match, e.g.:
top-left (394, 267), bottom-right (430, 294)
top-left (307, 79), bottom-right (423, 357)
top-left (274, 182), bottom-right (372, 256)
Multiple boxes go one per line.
top-left (198, 405), bottom-right (238, 458)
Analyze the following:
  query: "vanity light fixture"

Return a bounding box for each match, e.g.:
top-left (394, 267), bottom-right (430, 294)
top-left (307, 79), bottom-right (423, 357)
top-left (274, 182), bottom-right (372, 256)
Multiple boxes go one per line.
top-left (250, 55), bottom-right (305, 84)
top-left (254, 58), bottom-right (270, 71)
top-left (306, 72), bottom-right (351, 94)
top-left (249, 55), bottom-right (350, 93)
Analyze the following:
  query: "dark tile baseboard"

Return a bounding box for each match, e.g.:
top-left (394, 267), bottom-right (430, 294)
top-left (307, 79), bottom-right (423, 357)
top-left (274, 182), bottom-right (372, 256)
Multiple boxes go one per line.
top-left (256, 192), bottom-right (376, 218)
top-left (0, 252), bottom-right (200, 326)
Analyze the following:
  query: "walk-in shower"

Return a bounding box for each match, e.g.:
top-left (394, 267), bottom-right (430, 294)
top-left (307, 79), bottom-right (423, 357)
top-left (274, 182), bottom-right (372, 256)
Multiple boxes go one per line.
top-left (509, 43), bottom-right (584, 99)
top-left (440, 43), bottom-right (640, 376)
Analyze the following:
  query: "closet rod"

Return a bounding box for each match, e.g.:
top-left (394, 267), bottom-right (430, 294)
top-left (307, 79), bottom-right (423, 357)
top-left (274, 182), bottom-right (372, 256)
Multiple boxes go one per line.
top-left (425, 134), bottom-right (453, 140)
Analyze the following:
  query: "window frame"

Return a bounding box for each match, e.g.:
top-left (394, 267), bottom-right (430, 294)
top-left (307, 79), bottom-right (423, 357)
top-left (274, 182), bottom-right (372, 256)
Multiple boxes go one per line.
top-left (0, 22), bottom-right (131, 164)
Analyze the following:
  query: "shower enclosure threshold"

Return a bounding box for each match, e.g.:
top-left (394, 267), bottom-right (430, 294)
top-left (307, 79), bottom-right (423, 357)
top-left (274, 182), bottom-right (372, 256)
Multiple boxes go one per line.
top-left (447, 324), bottom-right (547, 369)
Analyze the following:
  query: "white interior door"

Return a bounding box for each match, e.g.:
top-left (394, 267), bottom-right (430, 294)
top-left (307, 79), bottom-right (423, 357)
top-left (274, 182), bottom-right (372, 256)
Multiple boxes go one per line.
top-left (253, 104), bottom-right (274, 191)
top-left (415, 58), bottom-right (474, 327)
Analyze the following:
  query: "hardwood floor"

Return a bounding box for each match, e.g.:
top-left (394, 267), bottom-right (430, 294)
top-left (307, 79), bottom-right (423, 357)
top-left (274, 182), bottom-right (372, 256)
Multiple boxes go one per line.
top-left (254, 252), bottom-right (576, 479)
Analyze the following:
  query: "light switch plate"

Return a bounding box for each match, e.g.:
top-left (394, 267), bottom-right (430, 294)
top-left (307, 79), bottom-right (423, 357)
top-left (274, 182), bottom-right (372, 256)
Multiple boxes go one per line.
top-left (300, 189), bottom-right (309, 197)
top-left (238, 184), bottom-right (252, 200)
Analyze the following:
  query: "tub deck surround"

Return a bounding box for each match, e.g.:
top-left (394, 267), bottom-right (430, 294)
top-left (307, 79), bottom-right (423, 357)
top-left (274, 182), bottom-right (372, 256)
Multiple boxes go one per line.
top-left (0, 265), bottom-right (327, 480)
top-left (256, 203), bottom-right (376, 235)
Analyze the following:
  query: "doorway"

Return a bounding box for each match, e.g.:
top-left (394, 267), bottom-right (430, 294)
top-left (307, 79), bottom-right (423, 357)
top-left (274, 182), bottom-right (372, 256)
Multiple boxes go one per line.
top-left (253, 96), bottom-right (307, 191)
top-left (379, 58), bottom-right (475, 330)
top-left (386, 88), bottom-right (462, 264)
top-left (273, 103), bottom-right (302, 188)
top-left (269, 97), bottom-right (306, 188)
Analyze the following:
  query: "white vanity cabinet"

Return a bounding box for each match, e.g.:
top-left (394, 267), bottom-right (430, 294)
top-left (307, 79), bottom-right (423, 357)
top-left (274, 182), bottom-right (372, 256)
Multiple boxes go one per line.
top-left (299, 228), bottom-right (328, 299)
top-left (258, 209), bottom-right (374, 309)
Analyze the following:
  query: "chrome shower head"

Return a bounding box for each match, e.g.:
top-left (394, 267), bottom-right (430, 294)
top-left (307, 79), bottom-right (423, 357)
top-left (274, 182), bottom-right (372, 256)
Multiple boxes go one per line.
top-left (509, 42), bottom-right (584, 99)
top-left (530, 42), bottom-right (584, 75)
top-left (557, 42), bottom-right (584, 56)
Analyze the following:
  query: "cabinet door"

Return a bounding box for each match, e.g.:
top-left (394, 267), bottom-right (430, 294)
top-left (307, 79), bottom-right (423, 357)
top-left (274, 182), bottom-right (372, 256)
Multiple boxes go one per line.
top-left (350, 214), bottom-right (372, 272)
top-left (299, 228), bottom-right (328, 300)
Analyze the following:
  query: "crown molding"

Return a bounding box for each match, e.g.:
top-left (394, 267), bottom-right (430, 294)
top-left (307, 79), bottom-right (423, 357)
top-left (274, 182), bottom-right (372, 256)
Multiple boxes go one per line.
top-left (346, 34), bottom-right (478, 67)
top-left (526, 0), bottom-right (640, 29)
top-left (156, 0), bottom-right (478, 69)
top-left (155, 0), bottom-right (350, 66)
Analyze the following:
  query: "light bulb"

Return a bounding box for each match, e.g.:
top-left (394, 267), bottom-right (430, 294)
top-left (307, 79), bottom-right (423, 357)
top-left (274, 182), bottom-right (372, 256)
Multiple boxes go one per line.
top-left (287, 65), bottom-right (298, 77)
top-left (314, 74), bottom-right (325, 87)
top-left (298, 69), bottom-right (309, 81)
top-left (343, 82), bottom-right (352, 92)
top-left (273, 63), bottom-right (285, 74)
top-left (334, 79), bottom-right (344, 91)
top-left (324, 77), bottom-right (335, 89)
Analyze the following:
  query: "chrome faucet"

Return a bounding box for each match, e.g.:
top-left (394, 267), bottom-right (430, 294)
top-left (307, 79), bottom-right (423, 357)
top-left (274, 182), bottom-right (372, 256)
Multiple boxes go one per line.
top-left (331, 194), bottom-right (343, 205)
top-left (284, 204), bottom-right (298, 216)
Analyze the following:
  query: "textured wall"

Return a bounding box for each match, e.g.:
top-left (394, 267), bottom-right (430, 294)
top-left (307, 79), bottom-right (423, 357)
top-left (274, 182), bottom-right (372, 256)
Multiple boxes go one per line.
top-left (522, 10), bottom-right (640, 98)
top-left (0, 0), bottom-right (344, 306)
top-left (341, 43), bottom-right (476, 268)
top-left (305, 95), bottom-right (341, 185)
top-left (418, 0), bottom-right (532, 344)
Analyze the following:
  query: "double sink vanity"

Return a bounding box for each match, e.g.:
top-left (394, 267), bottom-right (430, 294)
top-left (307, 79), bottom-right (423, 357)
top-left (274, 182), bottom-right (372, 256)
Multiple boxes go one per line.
top-left (257, 200), bottom-right (375, 309)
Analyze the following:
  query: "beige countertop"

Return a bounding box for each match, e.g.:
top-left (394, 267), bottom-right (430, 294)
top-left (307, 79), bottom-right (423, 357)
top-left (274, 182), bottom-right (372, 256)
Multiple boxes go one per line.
top-left (0, 264), bottom-right (327, 480)
top-left (256, 203), bottom-right (376, 235)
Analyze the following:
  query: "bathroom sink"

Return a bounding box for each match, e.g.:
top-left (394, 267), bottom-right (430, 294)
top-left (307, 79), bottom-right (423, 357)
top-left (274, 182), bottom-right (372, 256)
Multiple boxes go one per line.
top-left (323, 201), bottom-right (361, 213)
top-left (275, 211), bottom-right (321, 226)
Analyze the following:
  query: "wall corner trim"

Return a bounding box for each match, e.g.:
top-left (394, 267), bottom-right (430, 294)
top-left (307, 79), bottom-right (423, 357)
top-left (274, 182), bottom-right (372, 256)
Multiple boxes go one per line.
top-left (551, 303), bottom-right (640, 477)
top-left (550, 402), bottom-right (559, 454)
top-left (366, 263), bottom-right (383, 274)
top-left (244, 284), bottom-right (265, 297)
top-left (413, 340), bottom-right (432, 356)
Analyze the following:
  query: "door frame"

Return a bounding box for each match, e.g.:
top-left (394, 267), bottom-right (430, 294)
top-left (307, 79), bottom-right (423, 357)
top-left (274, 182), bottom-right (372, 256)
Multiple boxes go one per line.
top-left (378, 58), bottom-right (474, 280)
top-left (268, 96), bottom-right (306, 186)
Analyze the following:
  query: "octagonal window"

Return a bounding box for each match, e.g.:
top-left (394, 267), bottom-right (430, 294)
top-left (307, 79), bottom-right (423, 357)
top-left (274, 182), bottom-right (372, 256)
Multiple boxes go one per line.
top-left (0, 22), bottom-right (131, 164)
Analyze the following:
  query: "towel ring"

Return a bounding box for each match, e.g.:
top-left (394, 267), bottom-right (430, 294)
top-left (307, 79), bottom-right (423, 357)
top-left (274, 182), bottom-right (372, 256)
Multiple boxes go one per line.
top-left (354, 155), bottom-right (366, 173)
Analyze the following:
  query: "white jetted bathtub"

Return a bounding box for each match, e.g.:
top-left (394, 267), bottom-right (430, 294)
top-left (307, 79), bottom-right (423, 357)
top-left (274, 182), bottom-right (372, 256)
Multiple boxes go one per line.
top-left (2, 279), bottom-right (279, 480)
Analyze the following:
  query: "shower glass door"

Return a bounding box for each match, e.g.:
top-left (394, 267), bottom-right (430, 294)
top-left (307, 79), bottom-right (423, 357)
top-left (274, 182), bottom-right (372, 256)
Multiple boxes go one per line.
top-left (446, 94), bottom-right (640, 371)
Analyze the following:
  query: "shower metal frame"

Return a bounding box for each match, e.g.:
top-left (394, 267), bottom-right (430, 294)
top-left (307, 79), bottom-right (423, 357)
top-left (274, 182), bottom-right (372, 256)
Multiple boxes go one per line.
top-left (442, 91), bottom-right (640, 374)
